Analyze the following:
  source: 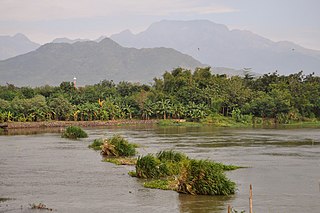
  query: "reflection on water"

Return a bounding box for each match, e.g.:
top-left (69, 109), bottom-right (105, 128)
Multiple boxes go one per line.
top-left (0, 127), bottom-right (62, 135)
top-left (179, 194), bottom-right (234, 213)
top-left (0, 125), bottom-right (320, 213)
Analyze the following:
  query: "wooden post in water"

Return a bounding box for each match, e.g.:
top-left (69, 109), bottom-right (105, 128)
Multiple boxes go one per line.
top-left (249, 184), bottom-right (253, 213)
top-left (228, 205), bottom-right (231, 213)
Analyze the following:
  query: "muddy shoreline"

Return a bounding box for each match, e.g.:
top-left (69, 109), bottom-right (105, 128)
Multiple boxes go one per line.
top-left (3, 119), bottom-right (159, 129)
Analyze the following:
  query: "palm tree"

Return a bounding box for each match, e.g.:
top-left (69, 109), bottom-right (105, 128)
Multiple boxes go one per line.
top-left (156, 99), bottom-right (171, 120)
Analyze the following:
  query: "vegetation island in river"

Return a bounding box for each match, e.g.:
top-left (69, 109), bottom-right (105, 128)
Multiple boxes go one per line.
top-left (0, 67), bottom-right (319, 128)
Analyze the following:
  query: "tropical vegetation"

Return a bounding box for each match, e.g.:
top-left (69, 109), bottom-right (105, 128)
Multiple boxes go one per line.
top-left (0, 68), bottom-right (319, 125)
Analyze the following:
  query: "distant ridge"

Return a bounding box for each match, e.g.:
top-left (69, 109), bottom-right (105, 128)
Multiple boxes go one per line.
top-left (0, 38), bottom-right (204, 86)
top-left (111, 20), bottom-right (320, 75)
top-left (0, 33), bottom-right (40, 60)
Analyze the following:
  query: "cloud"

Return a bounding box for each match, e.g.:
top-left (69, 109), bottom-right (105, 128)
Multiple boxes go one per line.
top-left (0, 0), bottom-right (238, 21)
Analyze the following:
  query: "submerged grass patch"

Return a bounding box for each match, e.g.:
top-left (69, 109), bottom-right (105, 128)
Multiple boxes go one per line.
top-left (61, 126), bottom-right (88, 139)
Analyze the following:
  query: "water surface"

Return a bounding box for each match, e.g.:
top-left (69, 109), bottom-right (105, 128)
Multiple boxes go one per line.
top-left (1, 126), bottom-right (319, 212)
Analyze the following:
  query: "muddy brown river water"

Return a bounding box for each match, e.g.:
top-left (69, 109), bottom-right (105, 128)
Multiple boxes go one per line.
top-left (0, 125), bottom-right (319, 213)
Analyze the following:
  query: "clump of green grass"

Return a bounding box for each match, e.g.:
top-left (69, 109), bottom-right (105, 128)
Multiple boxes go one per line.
top-left (144, 179), bottom-right (170, 190)
top-left (136, 154), bottom-right (163, 178)
top-left (61, 126), bottom-right (88, 139)
top-left (103, 157), bottom-right (137, 165)
top-left (88, 138), bottom-right (104, 150)
top-left (156, 150), bottom-right (188, 162)
top-left (177, 159), bottom-right (236, 195)
top-left (100, 134), bottom-right (137, 157)
top-left (134, 150), bottom-right (238, 196)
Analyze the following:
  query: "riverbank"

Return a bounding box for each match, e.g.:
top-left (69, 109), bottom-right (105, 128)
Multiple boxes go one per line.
top-left (3, 119), bottom-right (159, 129)
top-left (1, 118), bottom-right (319, 130)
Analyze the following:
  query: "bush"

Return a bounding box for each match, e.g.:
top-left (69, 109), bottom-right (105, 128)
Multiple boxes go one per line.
top-left (100, 134), bottom-right (136, 157)
top-left (61, 126), bottom-right (88, 139)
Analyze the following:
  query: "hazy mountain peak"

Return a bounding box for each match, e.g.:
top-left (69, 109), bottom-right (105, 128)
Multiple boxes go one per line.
top-left (111, 19), bottom-right (320, 75)
top-left (145, 19), bottom-right (229, 35)
top-left (13, 33), bottom-right (30, 41)
top-left (119, 29), bottom-right (133, 35)
top-left (98, 37), bottom-right (122, 48)
top-left (0, 33), bottom-right (40, 60)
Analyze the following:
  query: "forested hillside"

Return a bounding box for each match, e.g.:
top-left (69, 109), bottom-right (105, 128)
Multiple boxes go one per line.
top-left (0, 67), bottom-right (319, 124)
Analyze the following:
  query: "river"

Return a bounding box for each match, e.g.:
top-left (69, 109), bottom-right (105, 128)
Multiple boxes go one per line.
top-left (0, 125), bottom-right (319, 213)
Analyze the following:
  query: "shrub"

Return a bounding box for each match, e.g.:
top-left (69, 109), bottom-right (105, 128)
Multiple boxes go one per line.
top-left (100, 134), bottom-right (136, 157)
top-left (61, 126), bottom-right (88, 139)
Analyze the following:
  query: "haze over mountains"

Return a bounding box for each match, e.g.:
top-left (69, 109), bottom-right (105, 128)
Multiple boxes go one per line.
top-left (0, 38), bottom-right (203, 86)
top-left (0, 33), bottom-right (40, 60)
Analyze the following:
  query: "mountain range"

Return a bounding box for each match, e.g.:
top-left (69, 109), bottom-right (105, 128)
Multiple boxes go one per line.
top-left (0, 33), bottom-right (40, 60)
top-left (0, 38), bottom-right (203, 86)
top-left (1, 19), bottom-right (320, 87)
top-left (111, 20), bottom-right (320, 75)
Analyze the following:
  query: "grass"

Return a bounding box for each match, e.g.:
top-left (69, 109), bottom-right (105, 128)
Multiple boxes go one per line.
top-left (282, 120), bottom-right (320, 128)
top-left (61, 126), bottom-right (88, 139)
top-left (88, 138), bottom-right (104, 150)
top-left (156, 150), bottom-right (188, 162)
top-left (177, 159), bottom-right (236, 195)
top-left (100, 134), bottom-right (137, 157)
top-left (134, 150), bottom-right (238, 196)
top-left (103, 157), bottom-right (137, 165)
top-left (202, 114), bottom-right (249, 127)
top-left (157, 120), bottom-right (203, 127)
top-left (144, 179), bottom-right (171, 190)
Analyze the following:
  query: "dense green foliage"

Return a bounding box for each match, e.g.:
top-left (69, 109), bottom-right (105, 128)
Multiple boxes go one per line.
top-left (62, 126), bottom-right (88, 139)
top-left (135, 150), bottom-right (237, 195)
top-left (100, 135), bottom-right (136, 157)
top-left (0, 68), bottom-right (319, 124)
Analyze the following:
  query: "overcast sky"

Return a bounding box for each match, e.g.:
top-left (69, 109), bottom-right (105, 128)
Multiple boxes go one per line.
top-left (1, 0), bottom-right (319, 50)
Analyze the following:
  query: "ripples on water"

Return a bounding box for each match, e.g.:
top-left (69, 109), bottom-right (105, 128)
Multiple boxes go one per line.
top-left (0, 126), bottom-right (319, 213)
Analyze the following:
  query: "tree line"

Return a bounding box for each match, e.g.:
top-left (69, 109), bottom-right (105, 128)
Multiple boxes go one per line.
top-left (0, 67), bottom-right (319, 124)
